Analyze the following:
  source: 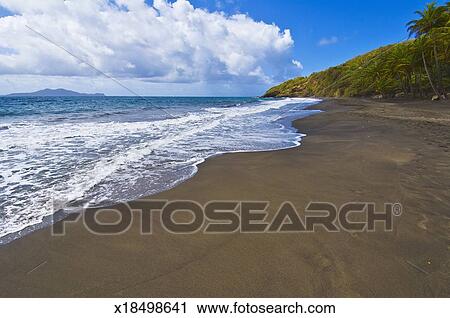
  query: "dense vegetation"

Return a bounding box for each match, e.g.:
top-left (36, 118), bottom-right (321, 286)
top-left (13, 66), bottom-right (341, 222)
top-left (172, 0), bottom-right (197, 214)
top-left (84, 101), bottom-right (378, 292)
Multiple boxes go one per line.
top-left (264, 2), bottom-right (450, 99)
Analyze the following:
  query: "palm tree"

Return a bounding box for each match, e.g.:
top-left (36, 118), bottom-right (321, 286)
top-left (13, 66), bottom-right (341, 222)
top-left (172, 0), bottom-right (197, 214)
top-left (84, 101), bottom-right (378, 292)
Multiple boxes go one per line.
top-left (407, 2), bottom-right (448, 98)
top-left (414, 36), bottom-right (441, 97)
top-left (407, 2), bottom-right (448, 36)
top-left (410, 41), bottom-right (427, 97)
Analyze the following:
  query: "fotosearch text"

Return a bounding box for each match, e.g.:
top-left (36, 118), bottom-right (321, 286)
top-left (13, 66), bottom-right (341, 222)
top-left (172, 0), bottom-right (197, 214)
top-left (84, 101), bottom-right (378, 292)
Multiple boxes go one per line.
top-left (52, 200), bottom-right (402, 236)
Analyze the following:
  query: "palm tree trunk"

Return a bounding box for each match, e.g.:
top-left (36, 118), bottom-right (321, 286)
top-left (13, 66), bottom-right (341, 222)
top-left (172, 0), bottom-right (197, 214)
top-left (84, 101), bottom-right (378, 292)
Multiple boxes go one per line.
top-left (422, 50), bottom-right (440, 97)
top-left (432, 43), bottom-right (444, 96)
top-left (418, 69), bottom-right (423, 97)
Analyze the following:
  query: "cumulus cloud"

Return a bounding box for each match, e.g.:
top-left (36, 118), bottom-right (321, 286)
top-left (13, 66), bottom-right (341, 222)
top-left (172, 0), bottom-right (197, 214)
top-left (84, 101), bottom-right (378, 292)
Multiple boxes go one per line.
top-left (0, 0), bottom-right (297, 84)
top-left (318, 36), bottom-right (338, 46)
top-left (291, 59), bottom-right (303, 69)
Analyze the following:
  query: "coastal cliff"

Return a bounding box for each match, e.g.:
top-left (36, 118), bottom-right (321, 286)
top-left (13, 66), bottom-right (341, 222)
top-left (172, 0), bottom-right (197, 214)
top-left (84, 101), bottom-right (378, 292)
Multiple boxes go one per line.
top-left (264, 41), bottom-right (449, 99)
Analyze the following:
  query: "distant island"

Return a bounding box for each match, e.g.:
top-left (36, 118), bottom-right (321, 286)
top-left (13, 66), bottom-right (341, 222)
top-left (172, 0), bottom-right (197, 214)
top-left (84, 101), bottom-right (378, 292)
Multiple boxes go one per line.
top-left (4, 88), bottom-right (105, 97)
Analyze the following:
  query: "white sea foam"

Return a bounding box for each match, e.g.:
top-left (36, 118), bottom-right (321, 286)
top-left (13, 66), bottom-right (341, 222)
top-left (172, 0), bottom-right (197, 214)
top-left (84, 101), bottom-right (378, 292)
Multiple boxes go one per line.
top-left (0, 97), bottom-right (321, 241)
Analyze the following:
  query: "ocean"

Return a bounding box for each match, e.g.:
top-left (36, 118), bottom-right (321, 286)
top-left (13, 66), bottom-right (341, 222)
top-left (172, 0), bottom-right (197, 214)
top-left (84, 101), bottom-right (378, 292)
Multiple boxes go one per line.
top-left (0, 96), bottom-right (321, 243)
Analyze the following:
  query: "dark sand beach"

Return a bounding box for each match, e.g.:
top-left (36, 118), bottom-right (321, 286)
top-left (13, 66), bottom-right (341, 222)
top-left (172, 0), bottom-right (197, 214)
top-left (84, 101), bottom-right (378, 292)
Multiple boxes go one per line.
top-left (0, 98), bottom-right (449, 297)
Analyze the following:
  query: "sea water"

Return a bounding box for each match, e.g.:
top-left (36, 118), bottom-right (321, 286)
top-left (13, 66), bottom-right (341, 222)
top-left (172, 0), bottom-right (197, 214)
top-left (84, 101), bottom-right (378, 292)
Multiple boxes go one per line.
top-left (0, 96), bottom-right (321, 242)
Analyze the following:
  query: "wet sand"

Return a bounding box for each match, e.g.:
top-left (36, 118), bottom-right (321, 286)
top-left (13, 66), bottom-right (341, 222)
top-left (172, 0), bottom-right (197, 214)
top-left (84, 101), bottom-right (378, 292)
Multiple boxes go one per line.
top-left (0, 98), bottom-right (449, 297)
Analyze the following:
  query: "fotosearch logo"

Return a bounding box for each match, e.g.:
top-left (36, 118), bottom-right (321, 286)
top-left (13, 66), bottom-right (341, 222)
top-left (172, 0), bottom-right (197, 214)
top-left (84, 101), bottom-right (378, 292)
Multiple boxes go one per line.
top-left (52, 200), bottom-right (402, 236)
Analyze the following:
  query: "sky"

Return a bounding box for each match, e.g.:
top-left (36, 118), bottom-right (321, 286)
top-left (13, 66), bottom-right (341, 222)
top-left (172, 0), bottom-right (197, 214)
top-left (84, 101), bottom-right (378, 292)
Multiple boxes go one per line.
top-left (0, 0), bottom-right (445, 96)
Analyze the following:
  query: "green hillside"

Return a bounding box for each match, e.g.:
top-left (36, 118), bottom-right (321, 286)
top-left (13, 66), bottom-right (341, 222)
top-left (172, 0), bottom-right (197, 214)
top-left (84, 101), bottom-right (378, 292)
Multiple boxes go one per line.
top-left (264, 2), bottom-right (450, 99)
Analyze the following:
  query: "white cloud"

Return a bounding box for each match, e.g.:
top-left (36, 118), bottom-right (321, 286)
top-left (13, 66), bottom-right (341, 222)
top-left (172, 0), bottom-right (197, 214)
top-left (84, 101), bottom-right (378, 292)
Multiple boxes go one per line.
top-left (215, 0), bottom-right (238, 11)
top-left (292, 59), bottom-right (303, 69)
top-left (0, 0), bottom-right (297, 85)
top-left (317, 36), bottom-right (338, 46)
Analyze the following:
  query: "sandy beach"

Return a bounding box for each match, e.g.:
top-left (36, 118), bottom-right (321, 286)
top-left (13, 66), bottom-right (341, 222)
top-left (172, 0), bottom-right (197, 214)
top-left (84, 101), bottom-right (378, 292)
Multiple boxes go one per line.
top-left (0, 98), bottom-right (449, 297)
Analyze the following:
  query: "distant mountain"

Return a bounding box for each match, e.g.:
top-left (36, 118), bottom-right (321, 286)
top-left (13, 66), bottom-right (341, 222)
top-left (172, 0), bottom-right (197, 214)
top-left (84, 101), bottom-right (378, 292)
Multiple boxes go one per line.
top-left (4, 88), bottom-right (105, 97)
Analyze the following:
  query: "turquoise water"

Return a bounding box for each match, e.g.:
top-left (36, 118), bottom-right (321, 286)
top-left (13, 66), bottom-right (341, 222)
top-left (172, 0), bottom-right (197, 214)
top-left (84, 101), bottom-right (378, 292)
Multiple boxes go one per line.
top-left (0, 96), bottom-right (320, 242)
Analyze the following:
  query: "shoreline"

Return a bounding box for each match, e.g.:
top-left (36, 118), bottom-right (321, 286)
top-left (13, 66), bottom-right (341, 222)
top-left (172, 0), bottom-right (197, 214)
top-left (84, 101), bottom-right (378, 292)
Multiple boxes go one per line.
top-left (0, 98), bottom-right (449, 297)
top-left (0, 99), bottom-right (321, 245)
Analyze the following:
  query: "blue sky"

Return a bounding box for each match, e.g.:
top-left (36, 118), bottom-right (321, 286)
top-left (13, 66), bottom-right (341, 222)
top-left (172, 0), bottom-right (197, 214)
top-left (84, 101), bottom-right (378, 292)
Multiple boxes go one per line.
top-left (0, 0), bottom-right (446, 96)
